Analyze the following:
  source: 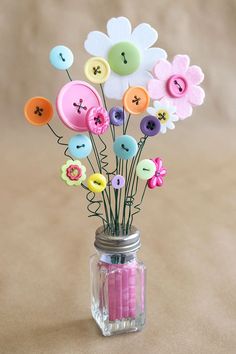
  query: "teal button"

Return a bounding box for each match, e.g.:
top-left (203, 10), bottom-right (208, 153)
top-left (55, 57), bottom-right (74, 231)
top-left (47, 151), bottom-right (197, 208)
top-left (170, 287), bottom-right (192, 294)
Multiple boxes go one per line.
top-left (68, 134), bottom-right (92, 159)
top-left (108, 42), bottom-right (141, 76)
top-left (136, 159), bottom-right (156, 180)
top-left (49, 45), bottom-right (74, 70)
top-left (113, 135), bottom-right (138, 160)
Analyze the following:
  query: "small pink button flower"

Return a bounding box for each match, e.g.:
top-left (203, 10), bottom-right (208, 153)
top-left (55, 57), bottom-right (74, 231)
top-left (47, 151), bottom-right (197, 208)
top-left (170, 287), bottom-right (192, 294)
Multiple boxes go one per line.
top-left (66, 164), bottom-right (82, 181)
top-left (148, 55), bottom-right (205, 119)
top-left (148, 157), bottom-right (167, 189)
top-left (86, 106), bottom-right (110, 135)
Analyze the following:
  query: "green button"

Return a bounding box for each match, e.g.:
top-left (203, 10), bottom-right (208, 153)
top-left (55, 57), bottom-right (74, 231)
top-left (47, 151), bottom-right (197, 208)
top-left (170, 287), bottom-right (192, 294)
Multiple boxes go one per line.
top-left (136, 159), bottom-right (156, 180)
top-left (108, 42), bottom-right (141, 76)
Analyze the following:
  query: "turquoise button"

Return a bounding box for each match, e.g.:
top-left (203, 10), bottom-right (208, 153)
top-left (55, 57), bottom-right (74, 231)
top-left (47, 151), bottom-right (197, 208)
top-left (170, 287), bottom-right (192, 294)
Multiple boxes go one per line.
top-left (136, 159), bottom-right (156, 180)
top-left (68, 134), bottom-right (92, 159)
top-left (108, 42), bottom-right (141, 76)
top-left (49, 45), bottom-right (74, 70)
top-left (113, 135), bottom-right (138, 160)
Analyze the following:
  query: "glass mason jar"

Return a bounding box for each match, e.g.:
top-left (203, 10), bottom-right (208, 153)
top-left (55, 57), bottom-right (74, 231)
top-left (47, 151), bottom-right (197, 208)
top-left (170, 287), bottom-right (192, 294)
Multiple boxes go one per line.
top-left (90, 225), bottom-right (146, 336)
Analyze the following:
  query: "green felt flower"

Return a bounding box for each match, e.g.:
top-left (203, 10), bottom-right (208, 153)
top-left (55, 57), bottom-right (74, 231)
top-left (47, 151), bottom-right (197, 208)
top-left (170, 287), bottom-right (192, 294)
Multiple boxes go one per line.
top-left (61, 160), bottom-right (86, 186)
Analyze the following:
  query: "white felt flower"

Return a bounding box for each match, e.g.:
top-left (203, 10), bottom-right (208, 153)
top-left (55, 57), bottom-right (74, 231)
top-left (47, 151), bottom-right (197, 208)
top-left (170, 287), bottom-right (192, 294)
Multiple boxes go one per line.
top-left (84, 17), bottom-right (167, 99)
top-left (147, 98), bottom-right (179, 134)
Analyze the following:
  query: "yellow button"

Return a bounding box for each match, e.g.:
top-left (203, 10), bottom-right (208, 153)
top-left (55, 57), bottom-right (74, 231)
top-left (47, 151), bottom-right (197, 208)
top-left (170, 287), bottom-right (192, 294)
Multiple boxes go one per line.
top-left (87, 173), bottom-right (107, 193)
top-left (84, 57), bottom-right (110, 84)
top-left (123, 86), bottom-right (150, 115)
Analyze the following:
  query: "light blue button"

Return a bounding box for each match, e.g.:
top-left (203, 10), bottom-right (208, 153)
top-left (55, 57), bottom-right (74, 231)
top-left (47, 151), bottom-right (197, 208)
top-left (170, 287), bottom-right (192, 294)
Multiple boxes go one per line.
top-left (68, 134), bottom-right (92, 159)
top-left (49, 45), bottom-right (74, 70)
top-left (113, 135), bottom-right (138, 160)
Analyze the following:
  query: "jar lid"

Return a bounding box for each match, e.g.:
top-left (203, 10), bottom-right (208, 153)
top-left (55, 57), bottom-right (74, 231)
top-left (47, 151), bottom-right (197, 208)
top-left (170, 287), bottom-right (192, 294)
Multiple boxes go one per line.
top-left (94, 225), bottom-right (141, 254)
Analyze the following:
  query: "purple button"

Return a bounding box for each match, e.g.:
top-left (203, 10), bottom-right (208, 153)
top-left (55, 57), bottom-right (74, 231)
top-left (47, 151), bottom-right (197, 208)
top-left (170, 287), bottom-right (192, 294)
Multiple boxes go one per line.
top-left (109, 107), bottom-right (124, 126)
top-left (140, 115), bottom-right (161, 137)
top-left (167, 75), bottom-right (188, 98)
top-left (111, 175), bottom-right (125, 189)
top-left (56, 80), bottom-right (102, 132)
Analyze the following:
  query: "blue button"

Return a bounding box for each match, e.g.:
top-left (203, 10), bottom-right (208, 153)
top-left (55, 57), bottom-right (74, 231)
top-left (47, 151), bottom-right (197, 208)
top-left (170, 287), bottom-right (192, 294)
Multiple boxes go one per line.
top-left (49, 45), bottom-right (74, 70)
top-left (113, 135), bottom-right (138, 160)
top-left (68, 134), bottom-right (92, 159)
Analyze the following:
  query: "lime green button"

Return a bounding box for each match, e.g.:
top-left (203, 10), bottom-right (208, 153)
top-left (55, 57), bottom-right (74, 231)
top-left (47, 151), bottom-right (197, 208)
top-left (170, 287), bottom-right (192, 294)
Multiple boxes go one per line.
top-left (108, 42), bottom-right (141, 76)
top-left (136, 159), bottom-right (156, 180)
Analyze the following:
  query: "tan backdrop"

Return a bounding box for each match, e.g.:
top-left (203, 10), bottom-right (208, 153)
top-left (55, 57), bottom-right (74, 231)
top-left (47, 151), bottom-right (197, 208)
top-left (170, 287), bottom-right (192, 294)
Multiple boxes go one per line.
top-left (1, 0), bottom-right (236, 353)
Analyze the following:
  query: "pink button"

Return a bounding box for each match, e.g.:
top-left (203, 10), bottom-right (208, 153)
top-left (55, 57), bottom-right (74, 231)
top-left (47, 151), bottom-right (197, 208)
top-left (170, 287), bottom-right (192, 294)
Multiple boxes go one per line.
top-left (167, 75), bottom-right (188, 98)
top-left (56, 80), bottom-right (102, 132)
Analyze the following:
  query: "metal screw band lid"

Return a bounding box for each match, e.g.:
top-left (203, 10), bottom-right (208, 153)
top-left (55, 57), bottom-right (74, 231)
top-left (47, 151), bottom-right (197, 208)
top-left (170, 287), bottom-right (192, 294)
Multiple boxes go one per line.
top-left (94, 225), bottom-right (141, 254)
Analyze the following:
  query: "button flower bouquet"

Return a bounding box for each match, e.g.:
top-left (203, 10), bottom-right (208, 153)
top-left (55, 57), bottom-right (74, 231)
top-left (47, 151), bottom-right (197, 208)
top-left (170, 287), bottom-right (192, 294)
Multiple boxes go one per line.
top-left (24, 17), bottom-right (205, 336)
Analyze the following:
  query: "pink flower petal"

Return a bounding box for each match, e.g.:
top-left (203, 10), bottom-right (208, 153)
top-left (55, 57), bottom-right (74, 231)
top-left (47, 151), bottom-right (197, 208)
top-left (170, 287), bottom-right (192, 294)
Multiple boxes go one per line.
top-left (188, 85), bottom-right (205, 106)
top-left (160, 168), bottom-right (167, 176)
top-left (156, 176), bottom-right (163, 187)
top-left (175, 99), bottom-right (193, 119)
top-left (172, 55), bottom-right (190, 75)
top-left (186, 65), bottom-right (204, 85)
top-left (147, 79), bottom-right (166, 100)
top-left (153, 59), bottom-right (172, 80)
top-left (148, 176), bottom-right (157, 189)
top-left (155, 157), bottom-right (163, 170)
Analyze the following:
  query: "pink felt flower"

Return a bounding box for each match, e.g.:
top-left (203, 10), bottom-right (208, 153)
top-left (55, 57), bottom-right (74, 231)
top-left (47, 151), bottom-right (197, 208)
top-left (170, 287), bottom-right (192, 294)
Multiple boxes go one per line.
top-left (86, 106), bottom-right (110, 135)
top-left (147, 55), bottom-right (205, 119)
top-left (148, 157), bottom-right (167, 189)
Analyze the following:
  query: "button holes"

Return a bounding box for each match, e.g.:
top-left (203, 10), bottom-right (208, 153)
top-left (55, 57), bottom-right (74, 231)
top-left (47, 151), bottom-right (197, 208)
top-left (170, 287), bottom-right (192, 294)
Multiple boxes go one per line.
top-left (94, 116), bottom-right (102, 125)
top-left (59, 53), bottom-right (66, 62)
top-left (93, 66), bottom-right (102, 75)
top-left (94, 180), bottom-right (101, 186)
top-left (73, 99), bottom-right (87, 114)
top-left (174, 79), bottom-right (183, 92)
top-left (132, 95), bottom-right (141, 105)
top-left (115, 112), bottom-right (121, 119)
top-left (121, 52), bottom-right (128, 64)
top-left (158, 112), bottom-right (167, 121)
top-left (34, 106), bottom-right (43, 116)
top-left (76, 144), bottom-right (85, 149)
top-left (121, 144), bottom-right (129, 152)
top-left (146, 121), bottom-right (155, 130)
top-left (142, 168), bottom-right (150, 171)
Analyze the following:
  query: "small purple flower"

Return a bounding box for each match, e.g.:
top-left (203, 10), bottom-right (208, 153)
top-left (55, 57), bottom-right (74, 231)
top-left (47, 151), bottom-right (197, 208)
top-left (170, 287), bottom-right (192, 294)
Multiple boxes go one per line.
top-left (109, 107), bottom-right (124, 126)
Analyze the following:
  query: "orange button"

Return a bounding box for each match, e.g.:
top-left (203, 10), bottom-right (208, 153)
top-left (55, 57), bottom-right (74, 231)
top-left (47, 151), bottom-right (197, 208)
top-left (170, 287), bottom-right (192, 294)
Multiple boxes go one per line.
top-left (123, 87), bottom-right (150, 115)
top-left (24, 96), bottom-right (53, 126)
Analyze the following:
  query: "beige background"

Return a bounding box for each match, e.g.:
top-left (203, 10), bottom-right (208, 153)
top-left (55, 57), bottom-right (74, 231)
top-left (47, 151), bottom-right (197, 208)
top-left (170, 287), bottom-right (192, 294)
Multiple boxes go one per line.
top-left (1, 0), bottom-right (236, 353)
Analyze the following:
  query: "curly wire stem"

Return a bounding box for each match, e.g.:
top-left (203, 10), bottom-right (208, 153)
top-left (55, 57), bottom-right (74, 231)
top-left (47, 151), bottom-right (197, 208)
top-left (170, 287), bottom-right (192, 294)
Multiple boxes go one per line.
top-left (130, 182), bottom-right (148, 228)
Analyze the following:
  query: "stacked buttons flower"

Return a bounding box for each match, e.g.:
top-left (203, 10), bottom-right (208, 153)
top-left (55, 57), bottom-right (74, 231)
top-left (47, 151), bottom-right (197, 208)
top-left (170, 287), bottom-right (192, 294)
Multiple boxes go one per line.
top-left (148, 158), bottom-right (167, 189)
top-left (86, 106), bottom-right (110, 135)
top-left (147, 98), bottom-right (178, 134)
top-left (84, 16), bottom-right (167, 99)
top-left (148, 55), bottom-right (205, 119)
top-left (61, 160), bottom-right (86, 186)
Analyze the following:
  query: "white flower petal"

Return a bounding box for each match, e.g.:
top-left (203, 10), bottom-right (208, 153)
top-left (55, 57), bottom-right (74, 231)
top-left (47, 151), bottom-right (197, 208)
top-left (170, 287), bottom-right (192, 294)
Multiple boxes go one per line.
top-left (107, 17), bottom-right (132, 43)
top-left (153, 100), bottom-right (161, 110)
top-left (167, 121), bottom-right (175, 130)
top-left (131, 23), bottom-right (158, 50)
top-left (128, 70), bottom-right (152, 87)
top-left (160, 124), bottom-right (167, 134)
top-left (141, 48), bottom-right (167, 71)
top-left (171, 113), bottom-right (179, 122)
top-left (147, 107), bottom-right (157, 116)
top-left (84, 31), bottom-right (112, 57)
top-left (103, 72), bottom-right (129, 99)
